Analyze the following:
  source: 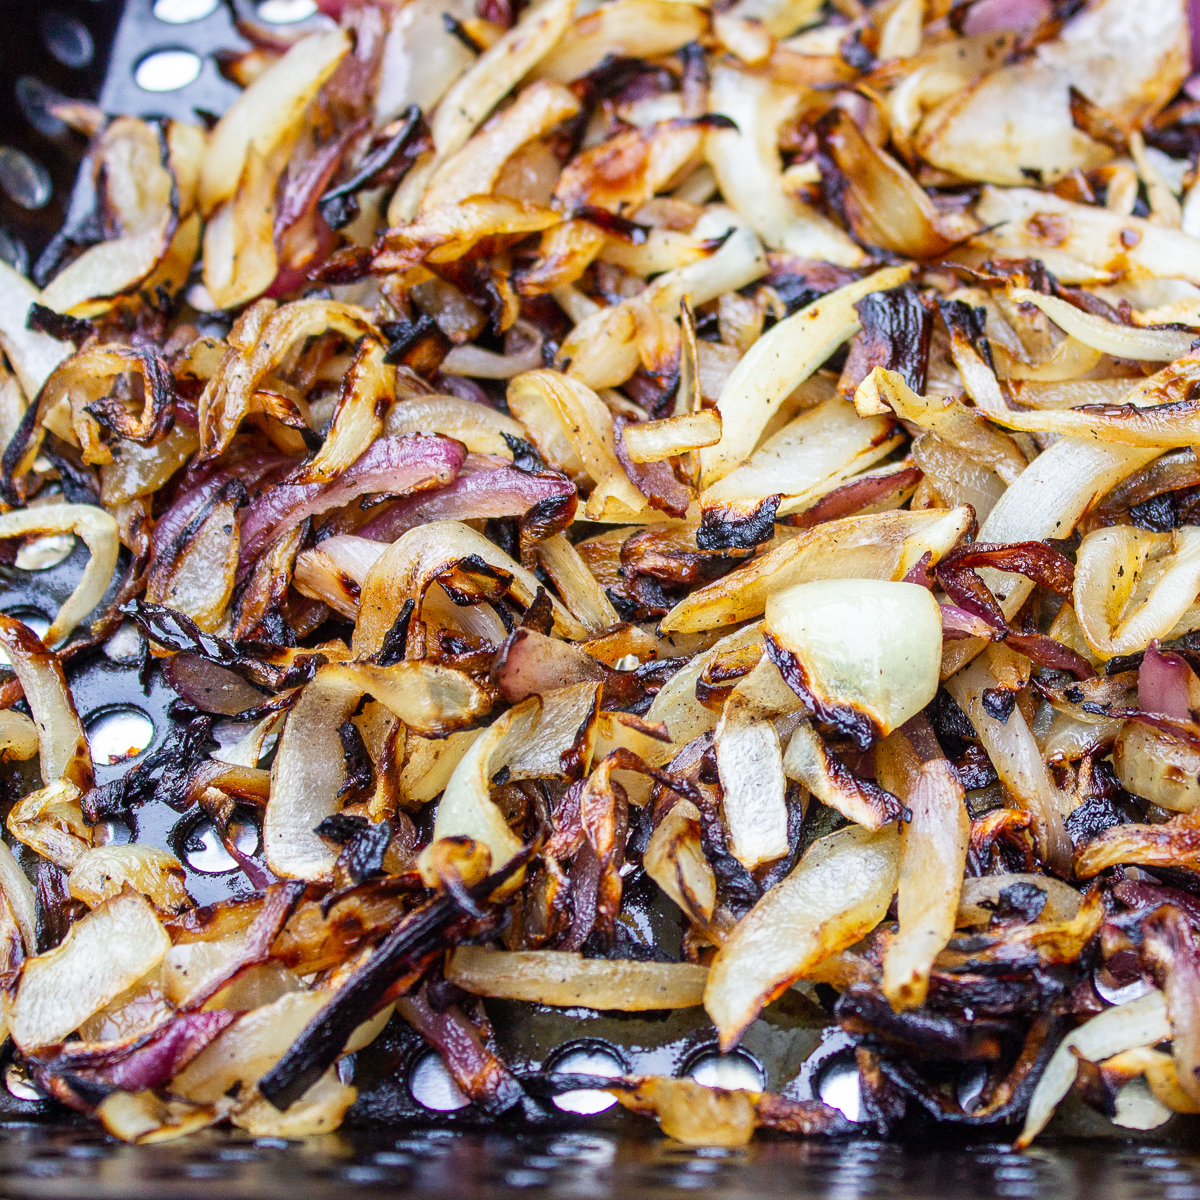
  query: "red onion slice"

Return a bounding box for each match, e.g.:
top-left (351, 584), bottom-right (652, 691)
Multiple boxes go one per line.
top-left (238, 434), bottom-right (466, 571)
top-left (359, 461), bottom-right (576, 542)
top-left (1139, 642), bottom-right (1198, 720)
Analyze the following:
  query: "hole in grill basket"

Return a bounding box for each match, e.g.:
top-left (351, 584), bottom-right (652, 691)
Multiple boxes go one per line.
top-left (0, 147), bottom-right (52, 210)
top-left (14, 533), bottom-right (75, 571)
top-left (181, 817), bottom-right (260, 874)
top-left (134, 48), bottom-right (202, 91)
top-left (816, 1057), bottom-right (865, 1123)
top-left (86, 706), bottom-right (155, 765)
top-left (0, 228), bottom-right (28, 275)
top-left (40, 11), bottom-right (95, 69)
top-left (0, 610), bottom-right (50, 663)
top-left (15, 77), bottom-right (70, 139)
top-left (684, 1045), bottom-right (766, 1093)
top-left (409, 1050), bottom-right (471, 1112)
top-left (257, 0), bottom-right (319, 21)
top-left (547, 1041), bottom-right (627, 1114)
top-left (153, 0), bottom-right (220, 23)
top-left (5, 1065), bottom-right (42, 1102)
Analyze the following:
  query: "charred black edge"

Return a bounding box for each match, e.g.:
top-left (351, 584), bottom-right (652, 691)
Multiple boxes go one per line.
top-left (257, 840), bottom-right (541, 1111)
top-left (570, 205), bottom-right (650, 244)
top-left (519, 488), bottom-right (578, 546)
top-left (852, 285), bottom-right (934, 397)
top-left (26, 303), bottom-right (94, 346)
top-left (939, 298), bottom-right (995, 373)
top-left (764, 635), bottom-right (881, 754)
top-left (696, 495), bottom-right (780, 552)
top-left (121, 599), bottom-right (325, 692)
top-left (374, 597), bottom-right (415, 667)
top-left (319, 106), bottom-right (431, 231)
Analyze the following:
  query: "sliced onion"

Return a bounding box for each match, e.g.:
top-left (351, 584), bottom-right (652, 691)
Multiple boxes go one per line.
top-left (945, 649), bottom-right (1072, 874)
top-left (699, 266), bottom-right (912, 486)
top-left (320, 660), bottom-right (490, 737)
top-left (0, 709), bottom-right (38, 764)
top-left (623, 410), bottom-right (722, 463)
top-left (702, 395), bottom-right (901, 518)
top-left (445, 947), bottom-right (707, 1009)
top-left (0, 504), bottom-right (119, 644)
top-left (172, 990), bottom-right (329, 1103)
top-left (199, 31), bottom-right (352, 216)
top-left (421, 79), bottom-right (580, 213)
top-left (291, 339), bottom-right (391, 484)
top-left (535, 533), bottom-right (619, 634)
top-left (1113, 718), bottom-right (1200, 813)
top-left (881, 759), bottom-right (968, 1011)
top-left (11, 891), bottom-right (171, 1052)
top-left (535, 0), bottom-right (705, 83)
top-left (941, 437), bottom-right (1162, 678)
top-left (916, 0), bottom-right (1185, 186)
top-left (856, 367), bottom-right (1028, 485)
top-left (418, 682), bottom-right (600, 883)
top-left (358, 462), bottom-right (576, 544)
top-left (0, 615), bottom-right (90, 788)
top-left (350, 520), bottom-right (585, 654)
top-left (974, 187), bottom-right (1200, 286)
top-left (232, 1068), bottom-right (356, 1137)
top-left (662, 507), bottom-right (973, 634)
top-left (703, 823), bottom-right (899, 1049)
top-left (67, 846), bottom-right (190, 914)
top-left (1017, 990), bottom-right (1171, 1148)
top-left (238, 434), bottom-right (466, 568)
top-left (643, 799), bottom-right (716, 925)
top-left (384, 394), bottom-right (525, 456)
top-left (714, 690), bottom-right (789, 870)
top-left (765, 579), bottom-right (941, 743)
top-left (0, 840), bottom-right (37, 956)
top-left (508, 369), bottom-right (645, 517)
top-left (782, 719), bottom-right (905, 830)
top-left (0, 260), bottom-right (70, 398)
top-left (1008, 288), bottom-right (1197, 362)
top-left (706, 64), bottom-right (865, 269)
top-left (1073, 527), bottom-right (1200, 659)
top-left (264, 667), bottom-right (367, 880)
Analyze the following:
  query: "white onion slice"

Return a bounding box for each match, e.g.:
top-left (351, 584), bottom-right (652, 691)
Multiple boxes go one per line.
top-left (11, 891), bottom-right (171, 1051)
top-left (1017, 990), bottom-right (1172, 1148)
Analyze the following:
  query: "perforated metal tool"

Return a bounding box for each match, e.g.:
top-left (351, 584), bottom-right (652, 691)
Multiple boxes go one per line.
top-left (4, 3), bottom-right (1200, 1194)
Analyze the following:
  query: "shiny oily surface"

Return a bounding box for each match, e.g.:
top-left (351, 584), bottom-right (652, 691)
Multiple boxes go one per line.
top-left (0, 1128), bottom-right (1197, 1199)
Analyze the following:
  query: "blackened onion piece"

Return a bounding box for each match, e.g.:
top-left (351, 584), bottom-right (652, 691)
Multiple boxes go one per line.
top-left (257, 844), bottom-right (536, 1110)
top-left (82, 348), bottom-right (177, 448)
top-left (121, 600), bottom-right (323, 692)
top-left (847, 285), bottom-right (934, 396)
top-left (1003, 632), bottom-right (1095, 679)
top-left (837, 983), bottom-right (1011, 1061)
top-left (393, 988), bottom-right (524, 1115)
top-left (319, 106), bottom-right (431, 231)
top-left (358, 463), bottom-right (576, 542)
top-left (697, 495), bottom-right (780, 552)
top-left (81, 711), bottom-right (215, 823)
top-left (26, 303), bottom-right (94, 347)
top-left (877, 1013), bottom-right (1064, 1125)
top-left (238, 434), bottom-right (467, 569)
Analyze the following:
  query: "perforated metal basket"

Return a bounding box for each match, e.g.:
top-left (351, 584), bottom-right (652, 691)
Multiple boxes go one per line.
top-left (3, 3), bottom-right (1200, 1194)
